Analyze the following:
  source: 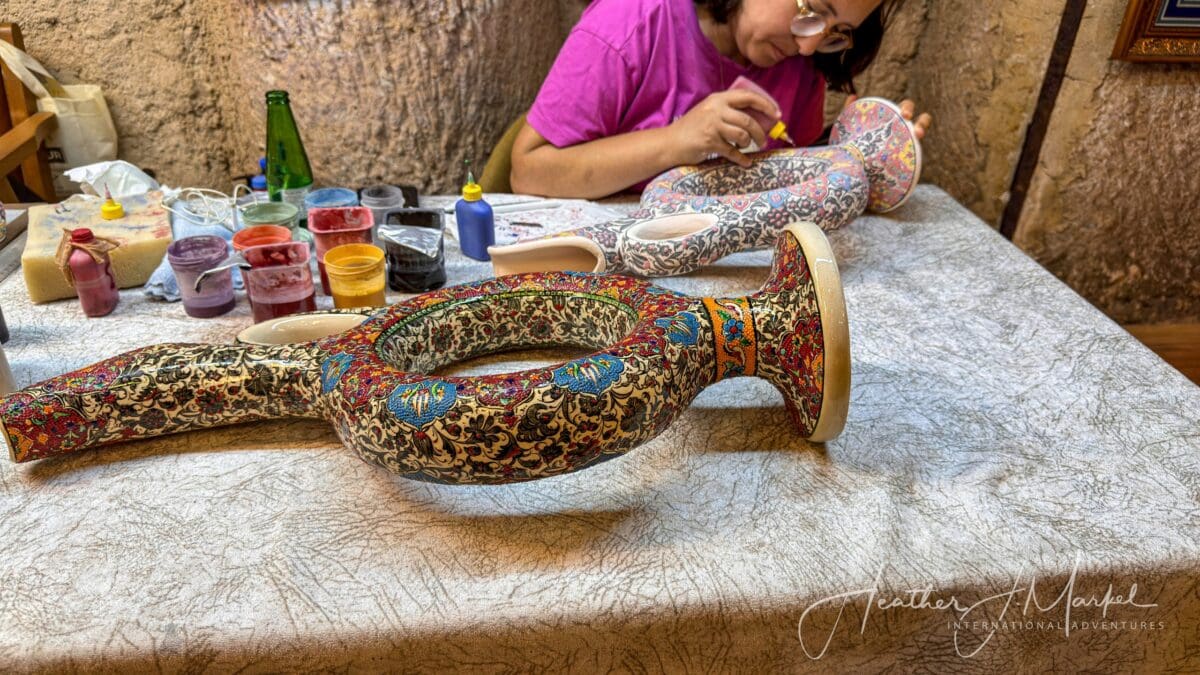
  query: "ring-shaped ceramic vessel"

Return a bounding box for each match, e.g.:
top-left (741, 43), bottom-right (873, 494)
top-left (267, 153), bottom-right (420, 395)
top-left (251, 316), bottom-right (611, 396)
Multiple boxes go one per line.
top-left (489, 97), bottom-right (920, 278)
top-left (0, 222), bottom-right (849, 485)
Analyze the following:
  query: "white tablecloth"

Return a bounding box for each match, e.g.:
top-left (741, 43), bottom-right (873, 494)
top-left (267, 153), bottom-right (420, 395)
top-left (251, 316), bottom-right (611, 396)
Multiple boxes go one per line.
top-left (0, 187), bottom-right (1197, 672)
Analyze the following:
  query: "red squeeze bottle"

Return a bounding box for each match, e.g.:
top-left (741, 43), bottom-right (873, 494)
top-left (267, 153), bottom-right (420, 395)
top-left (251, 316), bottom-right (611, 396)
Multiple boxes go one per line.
top-left (67, 228), bottom-right (120, 317)
top-left (728, 75), bottom-right (795, 151)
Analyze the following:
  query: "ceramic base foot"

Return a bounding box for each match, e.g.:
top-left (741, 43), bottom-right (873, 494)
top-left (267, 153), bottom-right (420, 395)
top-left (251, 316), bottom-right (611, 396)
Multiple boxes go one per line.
top-left (829, 97), bottom-right (922, 213)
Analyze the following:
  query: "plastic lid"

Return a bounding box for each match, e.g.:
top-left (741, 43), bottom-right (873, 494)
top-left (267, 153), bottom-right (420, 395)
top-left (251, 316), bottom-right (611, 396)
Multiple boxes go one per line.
top-left (461, 182), bottom-right (483, 201)
top-left (70, 228), bottom-right (95, 243)
top-left (250, 174), bottom-right (268, 191)
top-left (768, 120), bottom-right (795, 145)
top-left (100, 197), bottom-right (125, 220)
top-left (305, 187), bottom-right (359, 209)
top-left (259, 157), bottom-right (268, 172)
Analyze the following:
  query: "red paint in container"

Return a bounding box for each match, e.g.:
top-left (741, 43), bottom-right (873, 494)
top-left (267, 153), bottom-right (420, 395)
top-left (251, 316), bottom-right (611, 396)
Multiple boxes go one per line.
top-left (308, 207), bottom-right (374, 295)
top-left (66, 228), bottom-right (120, 317)
top-left (242, 241), bottom-right (317, 323)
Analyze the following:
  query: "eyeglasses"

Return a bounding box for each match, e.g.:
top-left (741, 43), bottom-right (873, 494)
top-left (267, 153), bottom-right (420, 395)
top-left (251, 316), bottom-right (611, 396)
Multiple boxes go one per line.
top-left (791, 0), bottom-right (854, 53)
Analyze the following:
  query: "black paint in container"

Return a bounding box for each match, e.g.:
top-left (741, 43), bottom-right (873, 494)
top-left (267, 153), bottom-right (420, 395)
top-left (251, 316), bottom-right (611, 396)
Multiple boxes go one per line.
top-left (380, 207), bottom-right (447, 293)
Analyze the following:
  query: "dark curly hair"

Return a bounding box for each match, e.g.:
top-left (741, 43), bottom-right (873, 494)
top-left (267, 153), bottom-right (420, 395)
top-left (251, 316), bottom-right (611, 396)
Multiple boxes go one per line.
top-left (697, 0), bottom-right (905, 94)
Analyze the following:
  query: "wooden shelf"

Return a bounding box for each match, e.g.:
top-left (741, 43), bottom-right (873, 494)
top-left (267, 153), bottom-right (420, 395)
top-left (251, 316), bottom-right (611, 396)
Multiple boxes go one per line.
top-left (1124, 323), bottom-right (1200, 385)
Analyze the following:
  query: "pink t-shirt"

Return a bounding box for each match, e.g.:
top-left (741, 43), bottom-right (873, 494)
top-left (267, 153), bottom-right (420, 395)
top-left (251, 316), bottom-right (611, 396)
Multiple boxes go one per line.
top-left (527, 0), bottom-right (826, 190)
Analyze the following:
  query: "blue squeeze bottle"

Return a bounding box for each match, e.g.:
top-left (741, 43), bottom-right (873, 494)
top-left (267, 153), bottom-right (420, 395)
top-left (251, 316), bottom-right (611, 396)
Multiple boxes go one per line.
top-left (455, 164), bottom-right (494, 261)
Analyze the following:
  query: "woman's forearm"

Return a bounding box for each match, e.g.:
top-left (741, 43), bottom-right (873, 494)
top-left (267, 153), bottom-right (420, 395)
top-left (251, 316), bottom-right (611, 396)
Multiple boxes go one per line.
top-left (511, 126), bottom-right (684, 199)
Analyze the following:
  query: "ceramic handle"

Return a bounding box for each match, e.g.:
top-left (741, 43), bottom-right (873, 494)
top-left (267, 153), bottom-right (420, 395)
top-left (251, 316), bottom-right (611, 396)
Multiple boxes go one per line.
top-left (1, 343), bottom-right (322, 463)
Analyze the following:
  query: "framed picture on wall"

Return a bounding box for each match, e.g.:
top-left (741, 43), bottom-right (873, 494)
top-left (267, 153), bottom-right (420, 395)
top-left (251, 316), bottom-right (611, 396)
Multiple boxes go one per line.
top-left (1113, 0), bottom-right (1200, 61)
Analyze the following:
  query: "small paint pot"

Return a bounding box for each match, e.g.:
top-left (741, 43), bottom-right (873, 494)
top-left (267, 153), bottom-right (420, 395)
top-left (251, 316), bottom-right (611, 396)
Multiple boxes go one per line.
top-left (305, 187), bottom-right (359, 211)
top-left (380, 208), bottom-right (446, 293)
top-left (241, 201), bottom-right (299, 231)
top-left (324, 243), bottom-right (387, 310)
top-left (232, 225), bottom-right (292, 252)
top-left (167, 235), bottom-right (236, 318)
top-left (242, 200), bottom-right (314, 250)
top-left (308, 207), bottom-right (375, 295)
top-left (241, 242), bottom-right (318, 324)
top-left (359, 185), bottom-right (407, 246)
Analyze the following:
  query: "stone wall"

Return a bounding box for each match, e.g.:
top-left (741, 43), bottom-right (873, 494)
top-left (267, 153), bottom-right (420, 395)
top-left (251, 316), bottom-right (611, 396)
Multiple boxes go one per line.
top-left (8, 0), bottom-right (582, 192)
top-left (846, 0), bottom-right (1197, 323)
top-left (8, 0), bottom-right (1198, 322)
top-left (1013, 1), bottom-right (1200, 324)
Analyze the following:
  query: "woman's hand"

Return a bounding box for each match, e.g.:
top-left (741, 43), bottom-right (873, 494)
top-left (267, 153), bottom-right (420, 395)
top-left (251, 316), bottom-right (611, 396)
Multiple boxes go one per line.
top-left (667, 90), bottom-right (780, 167)
top-left (844, 95), bottom-right (933, 140)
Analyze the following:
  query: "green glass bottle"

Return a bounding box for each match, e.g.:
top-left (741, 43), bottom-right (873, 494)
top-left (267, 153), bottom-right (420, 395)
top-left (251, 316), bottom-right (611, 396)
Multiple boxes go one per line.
top-left (265, 90), bottom-right (314, 228)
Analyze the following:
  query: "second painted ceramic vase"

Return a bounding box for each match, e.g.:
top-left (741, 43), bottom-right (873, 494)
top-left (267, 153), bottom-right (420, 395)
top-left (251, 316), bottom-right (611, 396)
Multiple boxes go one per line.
top-left (489, 97), bottom-right (920, 277)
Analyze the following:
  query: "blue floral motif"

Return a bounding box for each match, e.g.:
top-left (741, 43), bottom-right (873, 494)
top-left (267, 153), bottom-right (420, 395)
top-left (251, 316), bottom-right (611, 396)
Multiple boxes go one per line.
top-left (552, 355), bottom-right (625, 396)
top-left (655, 312), bottom-right (700, 346)
top-left (826, 171), bottom-right (855, 191)
top-left (723, 318), bottom-right (745, 342)
top-left (320, 354), bottom-right (354, 394)
top-left (387, 380), bottom-right (458, 428)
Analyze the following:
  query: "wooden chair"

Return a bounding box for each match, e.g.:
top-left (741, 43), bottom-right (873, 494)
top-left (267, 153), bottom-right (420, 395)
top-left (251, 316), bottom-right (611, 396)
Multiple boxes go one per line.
top-left (0, 23), bottom-right (56, 203)
top-left (479, 113), bottom-right (526, 194)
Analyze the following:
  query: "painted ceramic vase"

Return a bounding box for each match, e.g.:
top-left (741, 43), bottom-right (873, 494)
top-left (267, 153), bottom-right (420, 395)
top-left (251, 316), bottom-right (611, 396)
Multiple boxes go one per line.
top-left (489, 97), bottom-right (920, 278)
top-left (0, 222), bottom-right (850, 486)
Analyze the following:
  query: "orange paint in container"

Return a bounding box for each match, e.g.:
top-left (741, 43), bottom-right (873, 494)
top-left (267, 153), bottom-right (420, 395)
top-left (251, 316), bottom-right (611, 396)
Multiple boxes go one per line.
top-left (323, 243), bottom-right (387, 309)
top-left (232, 225), bottom-right (292, 252)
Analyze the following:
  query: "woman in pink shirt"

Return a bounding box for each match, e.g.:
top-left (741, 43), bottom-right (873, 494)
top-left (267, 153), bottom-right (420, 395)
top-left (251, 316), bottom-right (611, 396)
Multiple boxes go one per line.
top-left (511, 0), bottom-right (931, 199)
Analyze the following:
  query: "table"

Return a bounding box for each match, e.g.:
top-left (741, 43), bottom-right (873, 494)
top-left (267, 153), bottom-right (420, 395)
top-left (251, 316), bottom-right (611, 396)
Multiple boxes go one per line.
top-left (0, 187), bottom-right (1197, 672)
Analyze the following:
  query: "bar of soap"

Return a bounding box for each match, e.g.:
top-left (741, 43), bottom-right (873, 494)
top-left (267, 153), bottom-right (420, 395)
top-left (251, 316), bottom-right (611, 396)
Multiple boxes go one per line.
top-left (22, 191), bottom-right (173, 303)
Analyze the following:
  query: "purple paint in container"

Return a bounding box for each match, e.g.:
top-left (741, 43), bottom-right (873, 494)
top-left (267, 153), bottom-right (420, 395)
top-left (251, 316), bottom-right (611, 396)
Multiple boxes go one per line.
top-left (167, 235), bottom-right (236, 318)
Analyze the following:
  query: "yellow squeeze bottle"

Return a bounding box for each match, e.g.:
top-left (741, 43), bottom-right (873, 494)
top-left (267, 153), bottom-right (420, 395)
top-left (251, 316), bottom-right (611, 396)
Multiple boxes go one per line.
top-left (729, 75), bottom-right (795, 151)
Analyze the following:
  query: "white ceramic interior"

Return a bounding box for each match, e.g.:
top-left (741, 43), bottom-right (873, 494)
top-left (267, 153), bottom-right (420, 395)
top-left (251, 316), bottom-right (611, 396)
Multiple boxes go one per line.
top-left (624, 213), bottom-right (718, 242)
top-left (489, 236), bottom-right (606, 276)
top-left (236, 312), bottom-right (370, 345)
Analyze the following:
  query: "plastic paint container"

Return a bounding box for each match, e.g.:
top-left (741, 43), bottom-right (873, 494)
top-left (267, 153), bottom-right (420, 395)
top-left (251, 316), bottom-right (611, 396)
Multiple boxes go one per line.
top-left (167, 235), bottom-right (236, 318)
top-left (324, 243), bottom-right (387, 309)
top-left (305, 187), bottom-right (359, 211)
top-left (379, 208), bottom-right (447, 293)
top-left (232, 225), bottom-right (293, 252)
top-left (727, 76), bottom-right (795, 151)
top-left (241, 201), bottom-right (299, 231)
top-left (308, 207), bottom-right (375, 295)
top-left (359, 185), bottom-right (407, 238)
top-left (242, 201), bottom-right (313, 250)
top-left (242, 242), bottom-right (318, 323)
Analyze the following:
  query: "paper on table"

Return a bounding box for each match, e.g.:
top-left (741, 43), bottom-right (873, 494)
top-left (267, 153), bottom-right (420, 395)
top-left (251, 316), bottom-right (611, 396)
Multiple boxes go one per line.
top-left (444, 198), bottom-right (626, 246)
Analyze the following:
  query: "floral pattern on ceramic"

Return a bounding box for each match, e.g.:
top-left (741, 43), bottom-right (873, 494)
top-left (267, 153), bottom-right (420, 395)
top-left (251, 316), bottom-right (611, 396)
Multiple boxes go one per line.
top-left (703, 297), bottom-right (758, 380)
top-left (829, 97), bottom-right (921, 214)
top-left (488, 97), bottom-right (920, 278)
top-left (0, 222), bottom-right (850, 485)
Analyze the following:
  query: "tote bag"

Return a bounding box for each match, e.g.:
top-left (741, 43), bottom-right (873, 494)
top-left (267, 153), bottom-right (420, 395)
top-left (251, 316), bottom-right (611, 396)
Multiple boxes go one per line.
top-left (0, 41), bottom-right (118, 194)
